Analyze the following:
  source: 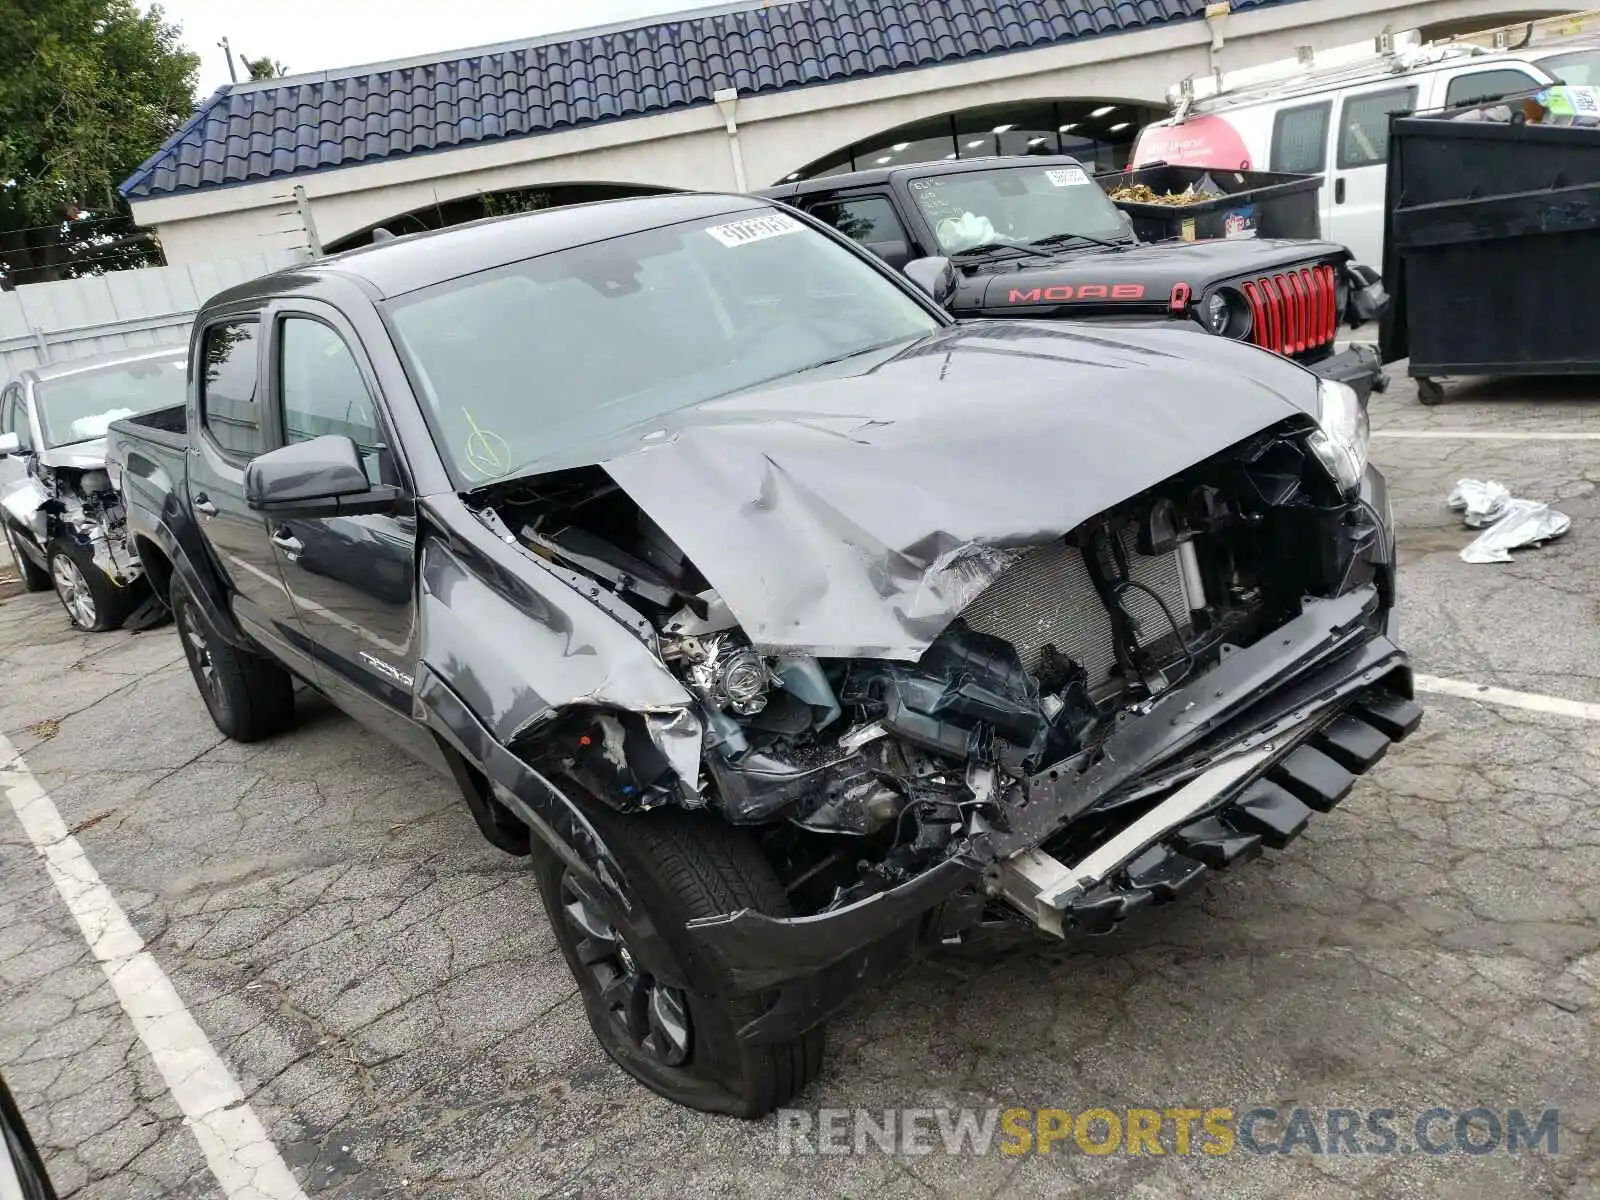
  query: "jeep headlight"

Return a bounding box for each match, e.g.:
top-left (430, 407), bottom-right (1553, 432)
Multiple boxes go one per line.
top-left (1307, 378), bottom-right (1369, 493)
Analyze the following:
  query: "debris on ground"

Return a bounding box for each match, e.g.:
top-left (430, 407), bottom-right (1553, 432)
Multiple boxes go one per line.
top-left (67, 810), bottom-right (117, 836)
top-left (1448, 478), bottom-right (1572, 563)
top-left (25, 717), bottom-right (61, 741)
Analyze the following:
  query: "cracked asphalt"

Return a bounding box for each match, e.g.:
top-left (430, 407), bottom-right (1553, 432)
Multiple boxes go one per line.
top-left (2, 371), bottom-right (1598, 1199)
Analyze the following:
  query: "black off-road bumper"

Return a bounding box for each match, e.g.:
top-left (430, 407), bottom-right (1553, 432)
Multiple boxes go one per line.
top-left (686, 584), bottom-right (1421, 1046)
top-left (1308, 342), bottom-right (1389, 404)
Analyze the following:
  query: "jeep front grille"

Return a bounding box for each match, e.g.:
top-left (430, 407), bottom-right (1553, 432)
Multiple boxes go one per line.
top-left (1243, 265), bottom-right (1338, 357)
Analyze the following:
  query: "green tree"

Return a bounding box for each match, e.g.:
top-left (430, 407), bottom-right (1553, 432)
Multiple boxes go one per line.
top-left (242, 54), bottom-right (287, 80)
top-left (0, 0), bottom-right (199, 287)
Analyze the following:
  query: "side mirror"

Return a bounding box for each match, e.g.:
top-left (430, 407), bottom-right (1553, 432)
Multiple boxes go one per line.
top-left (903, 256), bottom-right (958, 308)
top-left (0, 431), bottom-right (18, 457)
top-left (864, 239), bottom-right (911, 271)
top-left (245, 435), bottom-right (388, 516)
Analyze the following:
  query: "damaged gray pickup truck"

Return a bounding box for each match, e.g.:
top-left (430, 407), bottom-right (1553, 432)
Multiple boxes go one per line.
top-left (107, 193), bottom-right (1420, 1118)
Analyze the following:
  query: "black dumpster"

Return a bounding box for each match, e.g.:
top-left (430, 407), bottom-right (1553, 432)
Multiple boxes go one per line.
top-left (1095, 164), bottom-right (1324, 243)
top-left (1380, 108), bottom-right (1600, 404)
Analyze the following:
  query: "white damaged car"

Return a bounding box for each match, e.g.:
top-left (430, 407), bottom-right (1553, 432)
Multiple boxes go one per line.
top-left (1, 346), bottom-right (186, 631)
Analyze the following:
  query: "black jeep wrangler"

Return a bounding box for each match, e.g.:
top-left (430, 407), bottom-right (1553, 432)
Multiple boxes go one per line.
top-left (759, 155), bottom-right (1389, 400)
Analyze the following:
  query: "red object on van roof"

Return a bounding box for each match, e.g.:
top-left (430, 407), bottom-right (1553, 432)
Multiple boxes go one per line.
top-left (1132, 116), bottom-right (1253, 170)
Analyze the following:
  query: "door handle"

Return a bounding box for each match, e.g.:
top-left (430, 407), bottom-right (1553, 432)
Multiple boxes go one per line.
top-left (1335, 178), bottom-right (1347, 205)
top-left (193, 493), bottom-right (218, 517)
top-left (270, 528), bottom-right (304, 557)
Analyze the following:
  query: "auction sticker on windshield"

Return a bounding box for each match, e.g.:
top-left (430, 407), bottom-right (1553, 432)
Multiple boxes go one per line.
top-left (1046, 167), bottom-right (1092, 188)
top-left (705, 213), bottom-right (803, 247)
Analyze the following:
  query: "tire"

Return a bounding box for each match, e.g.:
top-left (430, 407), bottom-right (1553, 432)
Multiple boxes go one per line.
top-left (4, 522), bottom-right (51, 593)
top-left (47, 537), bottom-right (145, 632)
top-left (532, 794), bottom-right (825, 1118)
top-left (170, 576), bottom-right (296, 742)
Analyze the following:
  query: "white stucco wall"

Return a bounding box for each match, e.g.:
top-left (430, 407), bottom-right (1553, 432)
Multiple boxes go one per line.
top-left (133, 0), bottom-right (1572, 265)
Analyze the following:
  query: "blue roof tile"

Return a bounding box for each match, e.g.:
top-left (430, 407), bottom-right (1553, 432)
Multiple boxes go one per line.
top-left (122, 0), bottom-right (1289, 199)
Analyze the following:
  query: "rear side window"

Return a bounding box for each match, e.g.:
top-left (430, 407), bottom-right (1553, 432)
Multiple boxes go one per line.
top-left (200, 321), bottom-right (262, 458)
top-left (805, 196), bottom-right (910, 248)
top-left (1445, 68), bottom-right (1544, 108)
top-left (1270, 102), bottom-right (1331, 173)
top-left (1337, 87), bottom-right (1418, 169)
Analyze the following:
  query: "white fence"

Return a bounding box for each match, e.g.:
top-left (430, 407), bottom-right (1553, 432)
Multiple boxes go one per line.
top-left (0, 250), bottom-right (303, 380)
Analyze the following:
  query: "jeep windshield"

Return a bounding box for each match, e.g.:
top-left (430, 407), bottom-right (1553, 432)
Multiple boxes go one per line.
top-left (909, 163), bottom-right (1132, 256)
top-left (384, 209), bottom-right (940, 486)
top-left (36, 354), bottom-right (187, 448)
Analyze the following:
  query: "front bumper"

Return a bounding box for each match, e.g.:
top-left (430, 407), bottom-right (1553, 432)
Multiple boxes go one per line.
top-left (1308, 343), bottom-right (1389, 405)
top-left (686, 584), bottom-right (1420, 1044)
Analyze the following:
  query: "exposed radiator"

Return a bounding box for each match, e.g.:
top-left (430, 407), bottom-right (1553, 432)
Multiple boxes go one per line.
top-left (958, 528), bottom-right (1193, 689)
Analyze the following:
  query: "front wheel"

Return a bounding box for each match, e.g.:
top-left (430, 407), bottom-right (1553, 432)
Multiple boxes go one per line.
top-left (48, 538), bottom-right (144, 632)
top-left (532, 795), bottom-right (824, 1118)
top-left (171, 576), bottom-right (296, 742)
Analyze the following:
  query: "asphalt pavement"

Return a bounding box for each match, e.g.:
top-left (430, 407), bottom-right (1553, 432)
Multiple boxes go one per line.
top-left (1, 369), bottom-right (1597, 1199)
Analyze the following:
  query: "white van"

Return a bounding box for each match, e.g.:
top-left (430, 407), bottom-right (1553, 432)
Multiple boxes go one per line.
top-left (1131, 35), bottom-right (1557, 270)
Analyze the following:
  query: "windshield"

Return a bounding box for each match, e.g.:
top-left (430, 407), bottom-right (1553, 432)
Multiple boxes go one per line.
top-left (1538, 48), bottom-right (1600, 86)
top-left (384, 208), bottom-right (940, 484)
top-left (908, 163), bottom-right (1130, 254)
top-left (35, 355), bottom-right (187, 448)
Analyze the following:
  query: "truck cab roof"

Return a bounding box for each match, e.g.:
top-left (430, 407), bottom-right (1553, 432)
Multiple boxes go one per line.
top-left (200, 191), bottom-right (774, 306)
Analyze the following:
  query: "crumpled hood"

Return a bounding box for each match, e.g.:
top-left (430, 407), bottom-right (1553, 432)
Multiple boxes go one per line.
top-left (972, 239), bottom-right (1352, 309)
top-left (36, 440), bottom-right (108, 471)
top-left (598, 320), bottom-right (1322, 661)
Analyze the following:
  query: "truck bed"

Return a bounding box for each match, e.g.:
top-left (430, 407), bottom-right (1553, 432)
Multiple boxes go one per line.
top-left (109, 403), bottom-right (187, 452)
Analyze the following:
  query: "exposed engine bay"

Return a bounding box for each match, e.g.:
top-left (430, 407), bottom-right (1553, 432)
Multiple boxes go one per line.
top-left (469, 416), bottom-right (1387, 928)
top-left (1, 460), bottom-right (144, 587)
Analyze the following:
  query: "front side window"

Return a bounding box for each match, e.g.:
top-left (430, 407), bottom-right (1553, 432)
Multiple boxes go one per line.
top-left (806, 196), bottom-right (911, 248)
top-left (200, 322), bottom-right (263, 459)
top-left (384, 208), bottom-right (940, 485)
top-left (0, 385), bottom-right (21, 444)
top-left (33, 355), bottom-right (185, 448)
top-left (906, 163), bottom-right (1129, 254)
top-left (1337, 87), bottom-right (1418, 169)
top-left (278, 317), bottom-right (386, 482)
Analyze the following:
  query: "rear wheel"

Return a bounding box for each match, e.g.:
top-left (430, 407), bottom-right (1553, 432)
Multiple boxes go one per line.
top-left (3, 523), bottom-right (50, 593)
top-left (532, 794), bottom-right (825, 1118)
top-left (171, 576), bottom-right (296, 742)
top-left (48, 538), bottom-right (143, 632)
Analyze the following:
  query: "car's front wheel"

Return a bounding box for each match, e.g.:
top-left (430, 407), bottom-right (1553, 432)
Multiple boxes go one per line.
top-left (48, 538), bottom-right (143, 632)
top-left (531, 791), bottom-right (824, 1118)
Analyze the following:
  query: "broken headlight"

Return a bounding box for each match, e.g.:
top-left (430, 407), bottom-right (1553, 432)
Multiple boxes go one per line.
top-left (1307, 378), bottom-right (1370, 493)
top-left (686, 634), bottom-right (776, 716)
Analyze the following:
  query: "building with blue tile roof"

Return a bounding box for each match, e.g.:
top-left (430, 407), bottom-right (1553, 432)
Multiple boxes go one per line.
top-left (121, 0), bottom-right (1540, 264)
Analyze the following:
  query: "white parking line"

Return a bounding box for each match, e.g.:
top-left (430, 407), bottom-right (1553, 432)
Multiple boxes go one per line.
top-left (1374, 430), bottom-right (1600, 441)
top-left (1415, 675), bottom-right (1600, 723)
top-left (0, 734), bottom-right (308, 1200)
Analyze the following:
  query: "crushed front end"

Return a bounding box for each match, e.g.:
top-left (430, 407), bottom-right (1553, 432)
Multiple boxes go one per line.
top-left (33, 462), bottom-right (145, 589)
top-left (666, 414), bottom-right (1418, 1042)
top-left (471, 367), bottom-right (1419, 1047)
